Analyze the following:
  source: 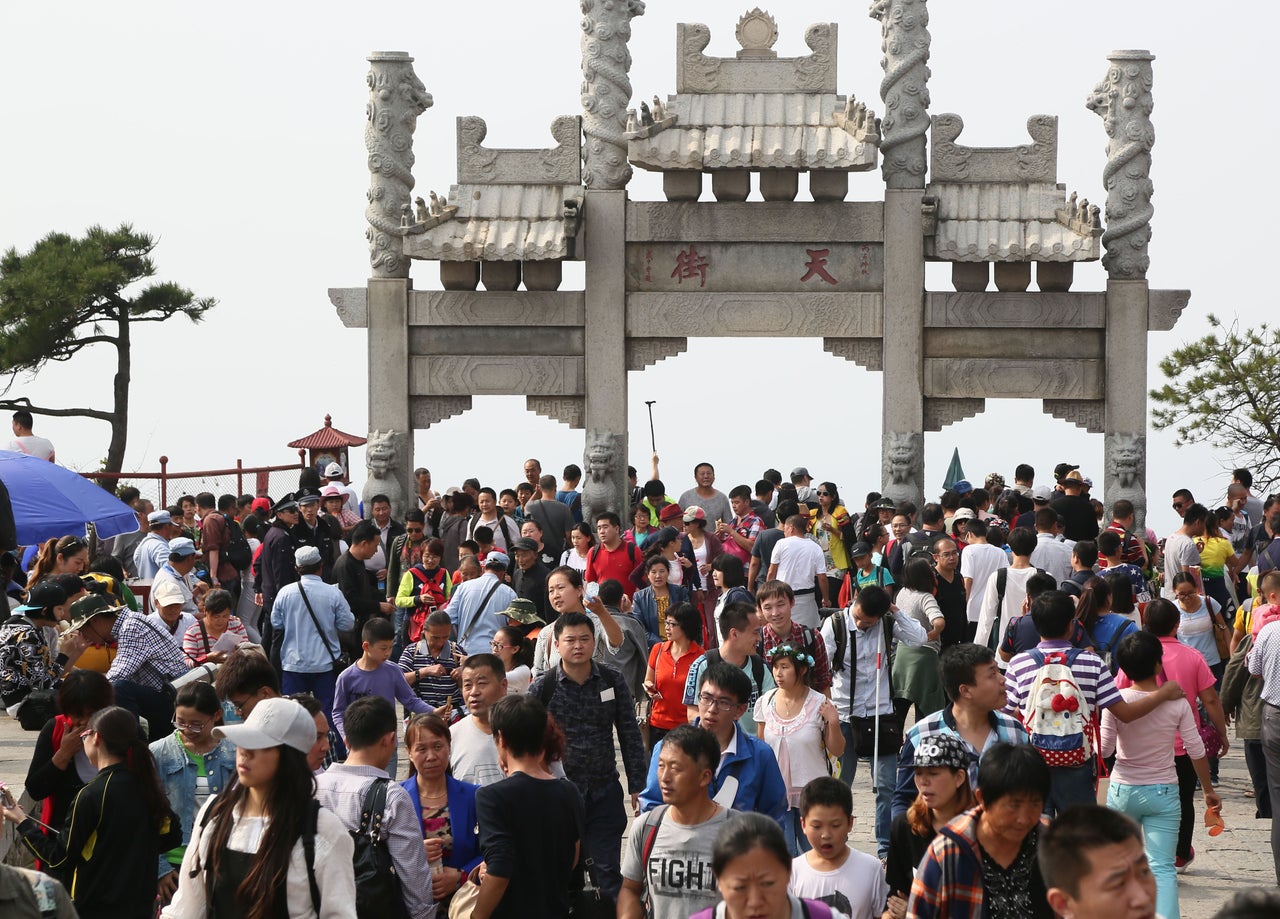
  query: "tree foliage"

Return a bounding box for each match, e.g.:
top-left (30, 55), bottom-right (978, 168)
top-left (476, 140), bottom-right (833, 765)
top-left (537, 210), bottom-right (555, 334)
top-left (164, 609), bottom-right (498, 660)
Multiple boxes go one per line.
top-left (0, 224), bottom-right (215, 473)
top-left (1150, 313), bottom-right (1280, 491)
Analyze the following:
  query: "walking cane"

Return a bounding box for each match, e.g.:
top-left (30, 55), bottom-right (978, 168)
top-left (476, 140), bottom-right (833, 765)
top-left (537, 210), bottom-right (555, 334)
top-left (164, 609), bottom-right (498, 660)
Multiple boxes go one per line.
top-left (871, 625), bottom-right (884, 793)
top-left (644, 400), bottom-right (657, 453)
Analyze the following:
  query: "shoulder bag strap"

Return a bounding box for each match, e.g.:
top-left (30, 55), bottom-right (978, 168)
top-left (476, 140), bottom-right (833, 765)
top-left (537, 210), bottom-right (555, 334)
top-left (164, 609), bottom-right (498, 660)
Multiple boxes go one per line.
top-left (198, 619), bottom-right (211, 656)
top-left (498, 516), bottom-right (514, 550)
top-left (297, 582), bottom-right (340, 666)
top-left (303, 799), bottom-right (321, 913)
top-left (459, 579), bottom-right (504, 646)
top-left (358, 777), bottom-right (390, 839)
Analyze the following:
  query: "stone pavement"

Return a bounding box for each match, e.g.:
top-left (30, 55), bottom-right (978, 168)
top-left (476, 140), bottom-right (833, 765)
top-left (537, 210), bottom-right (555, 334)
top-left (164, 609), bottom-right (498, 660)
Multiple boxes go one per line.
top-left (0, 709), bottom-right (1269, 915)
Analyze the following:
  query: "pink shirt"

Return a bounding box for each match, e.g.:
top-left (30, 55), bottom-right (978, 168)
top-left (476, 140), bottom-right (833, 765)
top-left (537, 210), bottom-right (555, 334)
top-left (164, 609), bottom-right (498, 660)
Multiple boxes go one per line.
top-left (1116, 635), bottom-right (1216, 756)
top-left (1102, 687), bottom-right (1205, 785)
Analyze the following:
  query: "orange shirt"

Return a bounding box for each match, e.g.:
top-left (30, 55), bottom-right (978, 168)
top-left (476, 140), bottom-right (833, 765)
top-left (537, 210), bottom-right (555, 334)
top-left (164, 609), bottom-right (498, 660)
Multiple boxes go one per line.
top-left (647, 640), bottom-right (705, 729)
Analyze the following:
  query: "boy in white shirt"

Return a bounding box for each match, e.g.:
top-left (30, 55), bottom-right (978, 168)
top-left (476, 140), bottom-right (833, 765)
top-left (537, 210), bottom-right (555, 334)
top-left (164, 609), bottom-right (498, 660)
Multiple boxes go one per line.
top-left (789, 777), bottom-right (888, 919)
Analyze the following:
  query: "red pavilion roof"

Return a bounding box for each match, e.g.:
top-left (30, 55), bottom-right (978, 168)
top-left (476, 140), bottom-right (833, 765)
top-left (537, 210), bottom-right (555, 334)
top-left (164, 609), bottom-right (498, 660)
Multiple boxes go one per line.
top-left (287, 415), bottom-right (367, 449)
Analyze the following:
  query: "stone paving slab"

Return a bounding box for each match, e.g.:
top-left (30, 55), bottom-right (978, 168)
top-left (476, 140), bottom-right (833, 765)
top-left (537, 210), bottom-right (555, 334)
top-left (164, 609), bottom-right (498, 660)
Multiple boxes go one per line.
top-left (0, 711), bottom-right (1266, 914)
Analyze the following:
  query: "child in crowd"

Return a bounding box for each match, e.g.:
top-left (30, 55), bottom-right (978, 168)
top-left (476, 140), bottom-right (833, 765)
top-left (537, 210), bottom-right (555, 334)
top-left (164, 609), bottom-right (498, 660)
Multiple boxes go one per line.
top-left (332, 617), bottom-right (431, 779)
top-left (788, 777), bottom-right (888, 919)
top-left (1248, 570), bottom-right (1280, 638)
top-left (453, 541), bottom-right (480, 585)
top-left (1102, 631), bottom-right (1220, 919)
top-left (473, 527), bottom-right (495, 563)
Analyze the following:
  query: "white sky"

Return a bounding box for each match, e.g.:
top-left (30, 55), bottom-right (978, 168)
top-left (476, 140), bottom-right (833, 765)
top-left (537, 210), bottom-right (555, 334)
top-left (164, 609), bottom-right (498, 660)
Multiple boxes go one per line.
top-left (0, 1), bottom-right (1270, 536)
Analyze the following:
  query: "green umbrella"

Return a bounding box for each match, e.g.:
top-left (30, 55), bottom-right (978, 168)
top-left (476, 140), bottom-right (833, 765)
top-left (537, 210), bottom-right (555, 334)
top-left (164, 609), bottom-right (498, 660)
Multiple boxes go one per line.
top-left (943, 448), bottom-right (966, 491)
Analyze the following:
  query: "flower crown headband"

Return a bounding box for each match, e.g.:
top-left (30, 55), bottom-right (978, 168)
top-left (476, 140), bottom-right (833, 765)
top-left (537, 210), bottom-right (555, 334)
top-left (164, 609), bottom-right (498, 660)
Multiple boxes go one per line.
top-left (765, 643), bottom-right (815, 668)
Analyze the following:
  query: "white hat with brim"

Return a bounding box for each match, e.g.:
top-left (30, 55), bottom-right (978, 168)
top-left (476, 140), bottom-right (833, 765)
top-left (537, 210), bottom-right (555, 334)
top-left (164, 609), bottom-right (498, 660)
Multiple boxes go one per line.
top-left (152, 580), bottom-right (186, 608)
top-left (214, 697), bottom-right (316, 754)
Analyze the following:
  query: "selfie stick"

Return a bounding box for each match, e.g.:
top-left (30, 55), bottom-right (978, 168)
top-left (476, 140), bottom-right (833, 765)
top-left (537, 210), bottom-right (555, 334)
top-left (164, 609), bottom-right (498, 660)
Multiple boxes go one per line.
top-left (644, 400), bottom-right (657, 453)
top-left (871, 626), bottom-right (883, 792)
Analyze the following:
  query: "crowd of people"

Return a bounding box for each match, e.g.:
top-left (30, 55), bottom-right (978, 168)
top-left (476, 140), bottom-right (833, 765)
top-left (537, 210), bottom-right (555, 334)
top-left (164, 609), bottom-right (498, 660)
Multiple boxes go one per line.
top-left (2, 442), bottom-right (1280, 919)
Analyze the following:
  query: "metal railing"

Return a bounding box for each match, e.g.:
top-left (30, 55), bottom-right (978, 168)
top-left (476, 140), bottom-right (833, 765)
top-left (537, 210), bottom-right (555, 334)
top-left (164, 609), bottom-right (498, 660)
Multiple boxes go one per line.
top-left (82, 452), bottom-right (309, 506)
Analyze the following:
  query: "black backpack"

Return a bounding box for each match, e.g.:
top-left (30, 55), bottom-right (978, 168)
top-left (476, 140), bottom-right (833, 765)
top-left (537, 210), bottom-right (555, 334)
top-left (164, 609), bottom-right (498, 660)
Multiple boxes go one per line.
top-left (351, 778), bottom-right (409, 919)
top-left (221, 514), bottom-right (253, 570)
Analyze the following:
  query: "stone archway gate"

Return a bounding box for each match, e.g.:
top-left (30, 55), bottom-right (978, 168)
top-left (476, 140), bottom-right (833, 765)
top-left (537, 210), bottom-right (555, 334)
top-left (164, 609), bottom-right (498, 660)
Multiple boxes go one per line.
top-left (330, 3), bottom-right (1188, 531)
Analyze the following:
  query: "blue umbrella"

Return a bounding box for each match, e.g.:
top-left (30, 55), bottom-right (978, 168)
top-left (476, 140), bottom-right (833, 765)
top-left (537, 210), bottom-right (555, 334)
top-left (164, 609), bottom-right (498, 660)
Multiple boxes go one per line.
top-left (0, 451), bottom-right (139, 545)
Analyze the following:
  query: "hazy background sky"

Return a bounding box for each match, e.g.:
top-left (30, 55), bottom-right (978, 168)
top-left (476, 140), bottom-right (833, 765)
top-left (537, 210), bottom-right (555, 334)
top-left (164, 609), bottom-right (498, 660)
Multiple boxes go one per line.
top-left (0, 1), bottom-right (1268, 537)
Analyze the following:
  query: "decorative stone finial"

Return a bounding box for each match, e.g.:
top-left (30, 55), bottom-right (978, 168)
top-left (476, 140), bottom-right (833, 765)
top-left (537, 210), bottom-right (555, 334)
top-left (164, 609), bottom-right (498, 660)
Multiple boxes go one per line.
top-left (580, 0), bottom-right (646, 190)
top-left (736, 8), bottom-right (779, 59)
top-left (365, 52), bottom-right (431, 278)
top-left (1087, 50), bottom-right (1155, 280)
top-left (870, 0), bottom-right (931, 189)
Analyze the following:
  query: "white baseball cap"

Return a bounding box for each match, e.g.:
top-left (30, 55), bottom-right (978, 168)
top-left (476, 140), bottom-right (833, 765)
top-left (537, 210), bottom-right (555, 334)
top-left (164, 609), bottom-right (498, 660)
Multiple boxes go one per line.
top-left (214, 698), bottom-right (316, 754)
top-left (152, 580), bottom-right (186, 608)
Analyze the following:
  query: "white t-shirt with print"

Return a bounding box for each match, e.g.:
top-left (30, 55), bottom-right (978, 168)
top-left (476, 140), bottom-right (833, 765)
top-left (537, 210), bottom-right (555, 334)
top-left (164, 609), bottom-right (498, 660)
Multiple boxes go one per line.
top-left (790, 849), bottom-right (889, 919)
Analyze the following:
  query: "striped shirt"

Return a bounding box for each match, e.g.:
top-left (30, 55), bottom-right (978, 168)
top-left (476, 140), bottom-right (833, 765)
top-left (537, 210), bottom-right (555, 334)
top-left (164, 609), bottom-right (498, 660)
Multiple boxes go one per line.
top-left (1004, 639), bottom-right (1122, 716)
top-left (1248, 619), bottom-right (1280, 706)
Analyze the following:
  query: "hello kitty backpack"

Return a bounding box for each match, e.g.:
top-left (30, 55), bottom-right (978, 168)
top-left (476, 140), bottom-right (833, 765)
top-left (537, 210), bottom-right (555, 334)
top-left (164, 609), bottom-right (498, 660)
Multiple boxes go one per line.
top-left (1018, 648), bottom-right (1097, 768)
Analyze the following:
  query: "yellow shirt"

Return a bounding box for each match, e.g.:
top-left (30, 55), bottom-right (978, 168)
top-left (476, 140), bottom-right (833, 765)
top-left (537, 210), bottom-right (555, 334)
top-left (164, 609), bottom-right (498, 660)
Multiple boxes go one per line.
top-left (1196, 535), bottom-right (1234, 578)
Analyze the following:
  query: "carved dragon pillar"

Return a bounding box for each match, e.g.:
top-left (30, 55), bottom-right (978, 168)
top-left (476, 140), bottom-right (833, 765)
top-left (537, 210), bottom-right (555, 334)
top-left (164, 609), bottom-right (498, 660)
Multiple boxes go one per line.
top-left (579, 0), bottom-right (643, 525)
top-left (365, 52), bottom-right (431, 278)
top-left (874, 0), bottom-right (930, 506)
top-left (580, 0), bottom-right (646, 190)
top-left (364, 52), bottom-right (428, 513)
top-left (1089, 51), bottom-right (1155, 532)
top-left (870, 0), bottom-right (931, 189)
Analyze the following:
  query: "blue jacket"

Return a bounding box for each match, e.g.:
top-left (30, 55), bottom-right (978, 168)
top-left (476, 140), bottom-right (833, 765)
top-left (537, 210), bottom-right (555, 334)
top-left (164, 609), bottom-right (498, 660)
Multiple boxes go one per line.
top-left (401, 773), bottom-right (483, 874)
top-left (150, 733), bottom-right (237, 876)
top-left (638, 720), bottom-right (787, 824)
top-left (631, 583), bottom-right (692, 648)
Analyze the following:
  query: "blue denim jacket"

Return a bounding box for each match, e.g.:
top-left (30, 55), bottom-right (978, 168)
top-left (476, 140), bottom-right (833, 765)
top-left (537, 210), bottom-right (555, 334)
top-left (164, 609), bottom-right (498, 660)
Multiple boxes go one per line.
top-left (149, 733), bottom-right (238, 876)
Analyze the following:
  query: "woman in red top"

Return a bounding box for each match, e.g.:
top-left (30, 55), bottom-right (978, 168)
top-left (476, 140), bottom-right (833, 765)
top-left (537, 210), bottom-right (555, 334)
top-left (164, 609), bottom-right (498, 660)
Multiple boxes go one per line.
top-left (642, 601), bottom-right (705, 751)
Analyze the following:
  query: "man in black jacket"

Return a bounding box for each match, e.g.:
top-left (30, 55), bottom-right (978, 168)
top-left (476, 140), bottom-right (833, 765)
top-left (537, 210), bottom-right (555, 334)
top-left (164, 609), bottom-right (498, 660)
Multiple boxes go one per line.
top-left (509, 537), bottom-right (551, 622)
top-left (290, 487), bottom-right (339, 581)
top-left (334, 520), bottom-right (396, 657)
top-left (255, 494), bottom-right (300, 653)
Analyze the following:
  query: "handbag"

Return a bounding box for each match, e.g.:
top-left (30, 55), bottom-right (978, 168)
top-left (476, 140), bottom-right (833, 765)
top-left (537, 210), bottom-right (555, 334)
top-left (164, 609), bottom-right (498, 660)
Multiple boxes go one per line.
top-left (351, 778), bottom-right (409, 919)
top-left (568, 858), bottom-right (614, 919)
top-left (298, 582), bottom-right (351, 675)
top-left (18, 689), bottom-right (58, 731)
top-left (447, 876), bottom-right (481, 919)
top-left (1197, 718), bottom-right (1223, 760)
top-left (1210, 606), bottom-right (1231, 662)
top-left (849, 713), bottom-right (904, 760)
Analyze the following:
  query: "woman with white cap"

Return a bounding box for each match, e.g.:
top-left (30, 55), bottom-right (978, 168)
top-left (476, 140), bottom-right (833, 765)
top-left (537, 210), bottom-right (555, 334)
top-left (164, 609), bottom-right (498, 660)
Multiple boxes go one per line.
top-left (160, 697), bottom-right (357, 919)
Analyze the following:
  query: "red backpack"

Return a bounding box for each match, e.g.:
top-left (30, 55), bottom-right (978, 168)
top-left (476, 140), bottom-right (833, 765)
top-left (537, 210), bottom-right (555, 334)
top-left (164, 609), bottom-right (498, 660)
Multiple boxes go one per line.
top-left (406, 566), bottom-right (449, 642)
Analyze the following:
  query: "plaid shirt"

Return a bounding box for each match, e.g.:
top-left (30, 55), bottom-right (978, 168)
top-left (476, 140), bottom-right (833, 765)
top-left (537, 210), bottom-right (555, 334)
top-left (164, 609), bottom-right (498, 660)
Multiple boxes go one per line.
top-left (761, 621), bottom-right (832, 692)
top-left (106, 612), bottom-right (189, 691)
top-left (907, 808), bottom-right (1049, 919)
